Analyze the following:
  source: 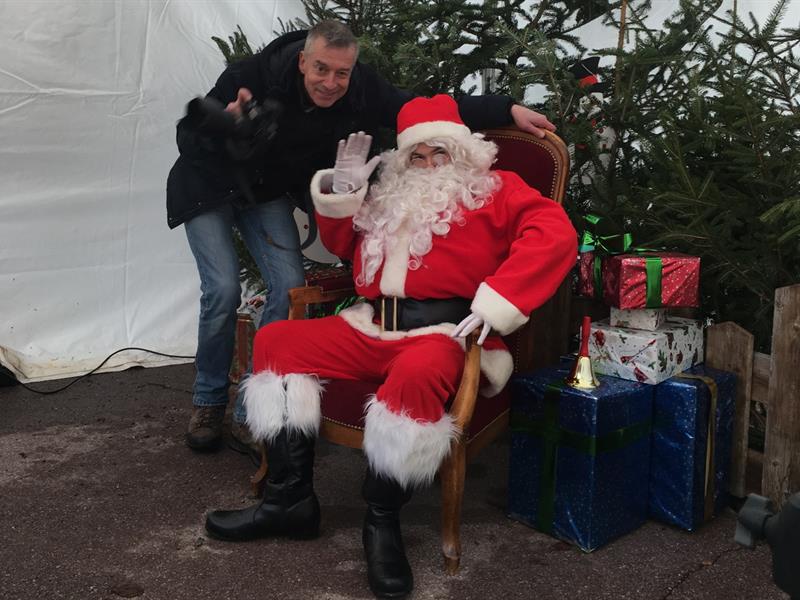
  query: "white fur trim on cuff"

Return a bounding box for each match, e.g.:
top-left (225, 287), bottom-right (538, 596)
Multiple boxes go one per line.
top-left (285, 373), bottom-right (323, 438)
top-left (242, 370), bottom-right (287, 443)
top-left (397, 121), bottom-right (471, 152)
top-left (471, 282), bottom-right (528, 336)
top-left (310, 169), bottom-right (367, 219)
top-left (363, 396), bottom-right (459, 488)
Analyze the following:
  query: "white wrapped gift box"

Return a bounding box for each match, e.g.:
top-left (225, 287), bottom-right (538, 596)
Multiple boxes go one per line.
top-left (589, 317), bottom-right (704, 384)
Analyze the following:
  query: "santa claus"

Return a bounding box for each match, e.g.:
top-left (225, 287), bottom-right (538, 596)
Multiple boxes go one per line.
top-left (204, 94), bottom-right (577, 599)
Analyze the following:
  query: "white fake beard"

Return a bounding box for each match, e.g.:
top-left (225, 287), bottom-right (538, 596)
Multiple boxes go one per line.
top-left (353, 161), bottom-right (499, 287)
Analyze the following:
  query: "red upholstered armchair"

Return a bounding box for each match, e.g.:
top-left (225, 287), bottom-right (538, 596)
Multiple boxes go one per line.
top-left (283, 128), bottom-right (571, 573)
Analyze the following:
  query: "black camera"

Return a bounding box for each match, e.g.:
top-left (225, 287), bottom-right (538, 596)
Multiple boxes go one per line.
top-left (185, 96), bottom-right (283, 150)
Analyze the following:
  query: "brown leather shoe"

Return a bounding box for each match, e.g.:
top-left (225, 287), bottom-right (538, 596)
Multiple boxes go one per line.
top-left (186, 405), bottom-right (226, 451)
top-left (228, 419), bottom-right (262, 466)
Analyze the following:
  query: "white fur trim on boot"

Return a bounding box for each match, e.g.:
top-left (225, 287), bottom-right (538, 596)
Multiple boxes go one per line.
top-left (242, 371), bottom-right (286, 443)
top-left (362, 396), bottom-right (459, 488)
top-left (243, 371), bottom-right (323, 442)
top-left (285, 373), bottom-right (323, 438)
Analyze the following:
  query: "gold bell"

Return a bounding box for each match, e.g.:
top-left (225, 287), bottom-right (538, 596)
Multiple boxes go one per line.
top-left (566, 315), bottom-right (599, 389)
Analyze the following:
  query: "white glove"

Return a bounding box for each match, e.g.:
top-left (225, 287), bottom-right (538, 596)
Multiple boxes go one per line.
top-left (332, 131), bottom-right (382, 194)
top-left (451, 312), bottom-right (492, 346)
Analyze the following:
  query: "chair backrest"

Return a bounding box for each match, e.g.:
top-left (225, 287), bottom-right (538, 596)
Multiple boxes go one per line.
top-left (480, 128), bottom-right (571, 374)
top-left (481, 127), bottom-right (569, 204)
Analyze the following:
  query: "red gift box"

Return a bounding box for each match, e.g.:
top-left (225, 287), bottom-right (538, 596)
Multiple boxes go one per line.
top-left (577, 250), bottom-right (599, 298)
top-left (602, 252), bottom-right (700, 309)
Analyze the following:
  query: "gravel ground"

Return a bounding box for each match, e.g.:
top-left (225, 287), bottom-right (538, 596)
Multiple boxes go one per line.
top-left (0, 364), bottom-right (787, 600)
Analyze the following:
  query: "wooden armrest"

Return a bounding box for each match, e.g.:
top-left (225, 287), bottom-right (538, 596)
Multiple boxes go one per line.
top-left (448, 330), bottom-right (482, 434)
top-left (288, 284), bottom-right (357, 320)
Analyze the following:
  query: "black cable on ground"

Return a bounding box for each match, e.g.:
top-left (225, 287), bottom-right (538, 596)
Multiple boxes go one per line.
top-left (9, 347), bottom-right (194, 395)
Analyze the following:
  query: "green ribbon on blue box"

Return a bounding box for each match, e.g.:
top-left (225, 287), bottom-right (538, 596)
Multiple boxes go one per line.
top-left (510, 381), bottom-right (652, 534)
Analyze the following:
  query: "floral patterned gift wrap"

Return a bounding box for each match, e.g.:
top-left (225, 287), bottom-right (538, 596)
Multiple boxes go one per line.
top-left (589, 317), bottom-right (704, 384)
top-left (609, 307), bottom-right (667, 331)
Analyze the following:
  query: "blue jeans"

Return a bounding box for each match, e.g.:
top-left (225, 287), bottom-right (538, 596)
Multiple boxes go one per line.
top-left (184, 197), bottom-right (305, 421)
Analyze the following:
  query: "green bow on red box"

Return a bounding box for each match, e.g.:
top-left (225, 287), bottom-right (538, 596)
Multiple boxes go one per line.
top-left (578, 214), bottom-right (632, 301)
top-left (578, 214), bottom-right (633, 255)
top-left (579, 215), bottom-right (669, 307)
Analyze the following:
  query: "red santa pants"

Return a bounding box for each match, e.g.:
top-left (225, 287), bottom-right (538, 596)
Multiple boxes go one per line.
top-left (251, 315), bottom-right (465, 423)
top-left (246, 314), bottom-right (467, 487)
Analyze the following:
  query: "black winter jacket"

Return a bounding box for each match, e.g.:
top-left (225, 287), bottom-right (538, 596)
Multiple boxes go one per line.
top-left (166, 30), bottom-right (516, 229)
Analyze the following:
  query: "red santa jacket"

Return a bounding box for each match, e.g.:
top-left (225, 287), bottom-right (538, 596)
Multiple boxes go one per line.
top-left (310, 168), bottom-right (577, 337)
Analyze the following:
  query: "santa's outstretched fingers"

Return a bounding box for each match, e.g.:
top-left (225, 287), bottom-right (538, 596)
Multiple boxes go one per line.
top-left (332, 131), bottom-right (382, 194)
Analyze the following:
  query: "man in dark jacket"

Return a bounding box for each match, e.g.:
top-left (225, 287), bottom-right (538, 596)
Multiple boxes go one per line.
top-left (167, 19), bottom-right (556, 454)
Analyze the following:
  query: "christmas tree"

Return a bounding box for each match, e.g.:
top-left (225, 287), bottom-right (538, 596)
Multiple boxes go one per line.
top-left (212, 0), bottom-right (799, 353)
top-left (543, 0), bottom-right (798, 352)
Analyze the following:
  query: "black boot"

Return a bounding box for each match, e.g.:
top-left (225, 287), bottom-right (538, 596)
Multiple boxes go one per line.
top-left (362, 469), bottom-right (414, 599)
top-left (205, 428), bottom-right (320, 541)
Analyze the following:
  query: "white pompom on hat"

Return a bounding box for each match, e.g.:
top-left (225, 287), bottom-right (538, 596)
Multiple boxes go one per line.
top-left (396, 94), bottom-right (473, 151)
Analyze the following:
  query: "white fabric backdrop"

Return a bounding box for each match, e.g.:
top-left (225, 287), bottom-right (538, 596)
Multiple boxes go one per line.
top-left (0, 1), bottom-right (304, 382)
top-left (1, 0), bottom-right (794, 382)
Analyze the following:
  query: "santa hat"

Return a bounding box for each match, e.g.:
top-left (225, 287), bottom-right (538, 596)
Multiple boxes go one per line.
top-left (396, 94), bottom-right (472, 151)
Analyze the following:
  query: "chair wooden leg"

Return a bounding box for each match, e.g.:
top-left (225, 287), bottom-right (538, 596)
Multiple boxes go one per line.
top-left (249, 443), bottom-right (268, 498)
top-left (440, 439), bottom-right (466, 574)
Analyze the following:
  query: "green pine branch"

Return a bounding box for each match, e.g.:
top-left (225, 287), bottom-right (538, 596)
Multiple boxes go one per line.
top-left (210, 0), bottom-right (800, 350)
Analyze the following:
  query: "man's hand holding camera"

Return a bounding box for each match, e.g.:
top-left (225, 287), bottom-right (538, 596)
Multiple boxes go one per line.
top-left (225, 87), bottom-right (254, 119)
top-left (185, 87), bottom-right (282, 161)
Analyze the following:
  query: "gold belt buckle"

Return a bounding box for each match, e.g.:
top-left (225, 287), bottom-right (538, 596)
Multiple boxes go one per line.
top-left (379, 296), bottom-right (398, 332)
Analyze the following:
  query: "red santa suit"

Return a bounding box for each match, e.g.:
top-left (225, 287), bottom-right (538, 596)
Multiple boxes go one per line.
top-left (244, 95), bottom-right (577, 488)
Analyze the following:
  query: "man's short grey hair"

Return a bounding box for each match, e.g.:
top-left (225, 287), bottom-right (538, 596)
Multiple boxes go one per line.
top-left (305, 19), bottom-right (359, 58)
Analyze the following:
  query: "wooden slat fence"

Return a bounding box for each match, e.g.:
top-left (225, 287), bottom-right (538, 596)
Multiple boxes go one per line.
top-left (762, 284), bottom-right (800, 508)
top-left (685, 284), bottom-right (799, 508)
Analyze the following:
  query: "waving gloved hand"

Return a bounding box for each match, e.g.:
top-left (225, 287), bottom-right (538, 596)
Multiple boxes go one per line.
top-left (332, 131), bottom-right (382, 194)
top-left (451, 313), bottom-right (493, 346)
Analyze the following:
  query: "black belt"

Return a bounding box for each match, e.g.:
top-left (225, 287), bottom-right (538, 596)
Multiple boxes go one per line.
top-left (374, 296), bottom-right (472, 332)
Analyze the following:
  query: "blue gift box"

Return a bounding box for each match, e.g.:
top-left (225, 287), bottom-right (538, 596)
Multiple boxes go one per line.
top-left (649, 365), bottom-right (736, 530)
top-left (508, 366), bottom-right (654, 551)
